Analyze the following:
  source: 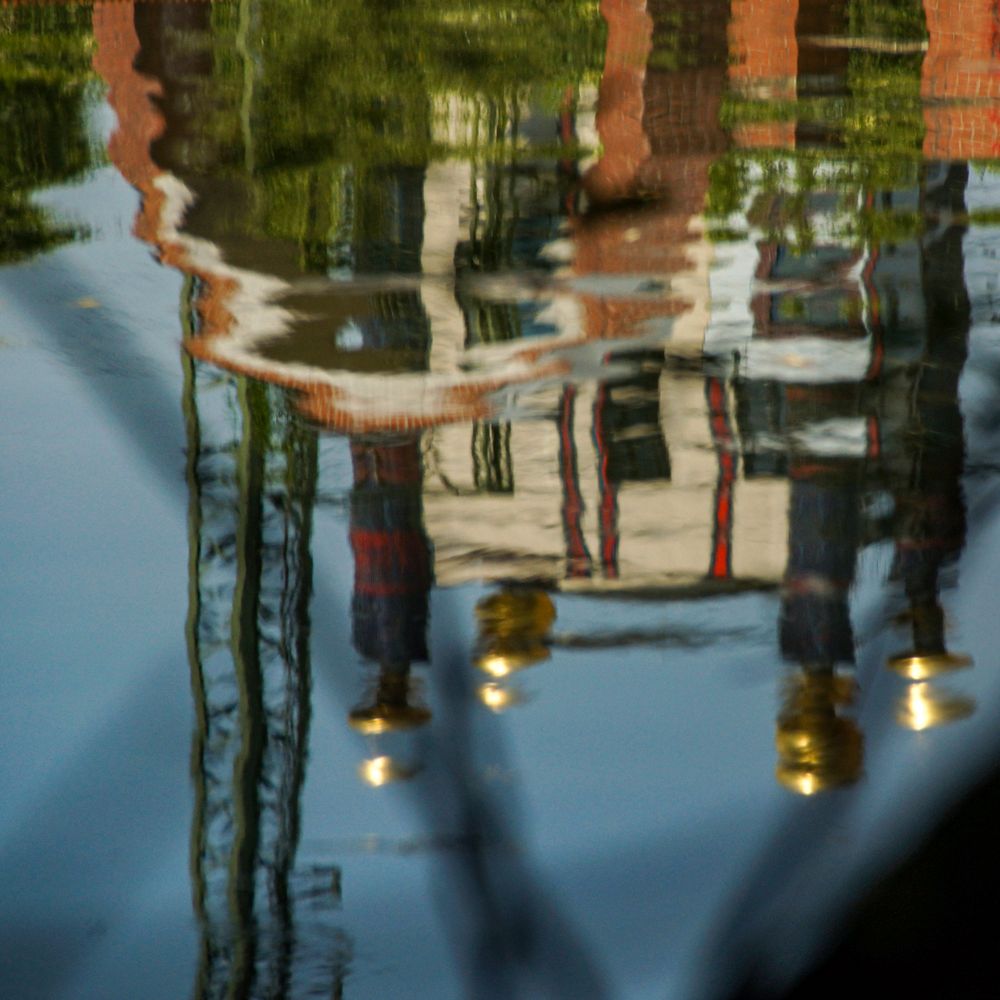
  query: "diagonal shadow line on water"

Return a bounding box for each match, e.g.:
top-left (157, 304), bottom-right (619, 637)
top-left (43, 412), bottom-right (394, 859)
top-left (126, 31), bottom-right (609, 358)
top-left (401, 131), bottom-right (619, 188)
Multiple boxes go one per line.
top-left (400, 642), bottom-right (612, 1000)
top-left (2, 254), bottom-right (189, 505)
top-left (0, 642), bottom-right (192, 999)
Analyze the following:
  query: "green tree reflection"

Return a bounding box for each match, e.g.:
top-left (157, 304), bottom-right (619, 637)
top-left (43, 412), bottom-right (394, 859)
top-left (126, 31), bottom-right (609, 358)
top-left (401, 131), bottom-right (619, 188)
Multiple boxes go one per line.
top-left (709, 0), bottom-right (929, 247)
top-left (0, 5), bottom-right (94, 262)
top-left (149, 0), bottom-right (603, 270)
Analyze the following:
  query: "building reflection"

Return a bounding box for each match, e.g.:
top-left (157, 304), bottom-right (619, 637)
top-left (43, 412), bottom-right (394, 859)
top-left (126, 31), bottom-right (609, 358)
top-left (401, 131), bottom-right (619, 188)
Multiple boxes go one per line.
top-left (98, 0), bottom-right (985, 770)
top-left (99, 4), bottom-right (356, 995)
top-left (885, 162), bottom-right (975, 722)
top-left (717, 3), bottom-right (980, 781)
top-left (78, 0), bottom-right (1000, 992)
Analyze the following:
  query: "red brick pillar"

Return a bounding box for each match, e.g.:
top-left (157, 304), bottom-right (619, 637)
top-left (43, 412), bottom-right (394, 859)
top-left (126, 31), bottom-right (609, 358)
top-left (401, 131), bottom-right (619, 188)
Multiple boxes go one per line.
top-left (92, 2), bottom-right (163, 200)
top-left (93, 2), bottom-right (237, 337)
top-left (582, 0), bottom-right (654, 205)
top-left (922, 0), bottom-right (1000, 159)
top-left (728, 0), bottom-right (798, 148)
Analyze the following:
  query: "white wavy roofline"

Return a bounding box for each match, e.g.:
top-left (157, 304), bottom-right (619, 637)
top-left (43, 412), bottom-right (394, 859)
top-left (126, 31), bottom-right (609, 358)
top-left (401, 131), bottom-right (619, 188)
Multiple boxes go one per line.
top-left (154, 171), bottom-right (683, 416)
top-left (154, 172), bottom-right (553, 406)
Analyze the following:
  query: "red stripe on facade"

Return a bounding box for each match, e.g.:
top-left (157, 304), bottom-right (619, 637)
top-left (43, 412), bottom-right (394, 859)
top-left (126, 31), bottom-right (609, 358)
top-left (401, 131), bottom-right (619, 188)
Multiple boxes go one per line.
top-left (593, 382), bottom-right (620, 578)
top-left (867, 414), bottom-right (881, 460)
top-left (707, 377), bottom-right (735, 580)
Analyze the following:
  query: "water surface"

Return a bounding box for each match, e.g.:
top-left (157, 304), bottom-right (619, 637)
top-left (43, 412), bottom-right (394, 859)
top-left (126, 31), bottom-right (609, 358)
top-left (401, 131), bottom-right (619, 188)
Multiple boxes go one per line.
top-left (4, 1), bottom-right (1000, 997)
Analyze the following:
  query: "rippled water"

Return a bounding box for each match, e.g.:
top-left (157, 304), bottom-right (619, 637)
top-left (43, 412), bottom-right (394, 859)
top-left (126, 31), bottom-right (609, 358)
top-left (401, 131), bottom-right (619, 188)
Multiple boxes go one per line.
top-left (5, 1), bottom-right (1000, 997)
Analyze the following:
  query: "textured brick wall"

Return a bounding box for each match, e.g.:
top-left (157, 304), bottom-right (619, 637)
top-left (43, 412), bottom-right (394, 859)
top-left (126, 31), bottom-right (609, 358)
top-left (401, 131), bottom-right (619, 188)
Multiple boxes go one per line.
top-left (727, 0), bottom-right (1000, 159)
top-left (728, 0), bottom-right (798, 148)
top-left (729, 0), bottom-right (798, 98)
top-left (577, 0), bottom-right (727, 341)
top-left (923, 0), bottom-right (1000, 158)
top-left (583, 0), bottom-right (654, 206)
top-left (93, 1), bottom-right (237, 338)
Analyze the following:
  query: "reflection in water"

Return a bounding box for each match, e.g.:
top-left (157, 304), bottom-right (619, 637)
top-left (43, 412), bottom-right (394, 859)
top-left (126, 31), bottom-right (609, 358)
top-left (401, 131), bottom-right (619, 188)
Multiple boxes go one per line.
top-left (347, 435), bottom-right (434, 783)
top-left (895, 682), bottom-right (974, 732)
top-left (474, 589), bottom-right (556, 711)
top-left (885, 165), bottom-right (974, 703)
top-left (117, 0), bottom-right (982, 983)
top-left (182, 329), bottom-right (349, 994)
top-left (338, 154), bottom-right (437, 782)
top-left (747, 173), bottom-right (872, 791)
top-left (775, 468), bottom-right (864, 793)
top-left (10, 0), bottom-right (1000, 994)
top-left (474, 590), bottom-right (556, 679)
top-left (0, 6), bottom-right (93, 261)
top-left (775, 671), bottom-right (862, 796)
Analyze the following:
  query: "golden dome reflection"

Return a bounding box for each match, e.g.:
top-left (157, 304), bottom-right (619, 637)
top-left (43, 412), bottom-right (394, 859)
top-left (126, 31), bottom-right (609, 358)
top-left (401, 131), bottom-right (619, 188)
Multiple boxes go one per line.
top-left (887, 651), bottom-right (973, 681)
top-left (775, 671), bottom-right (863, 795)
top-left (475, 590), bottom-right (556, 637)
top-left (474, 590), bottom-right (556, 678)
top-left (348, 702), bottom-right (432, 735)
top-left (896, 683), bottom-right (976, 731)
top-left (348, 669), bottom-right (432, 735)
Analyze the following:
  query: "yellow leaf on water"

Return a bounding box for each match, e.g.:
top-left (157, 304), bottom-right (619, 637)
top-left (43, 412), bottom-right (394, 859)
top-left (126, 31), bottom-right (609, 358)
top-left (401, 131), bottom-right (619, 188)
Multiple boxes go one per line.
top-left (76, 297), bottom-right (101, 309)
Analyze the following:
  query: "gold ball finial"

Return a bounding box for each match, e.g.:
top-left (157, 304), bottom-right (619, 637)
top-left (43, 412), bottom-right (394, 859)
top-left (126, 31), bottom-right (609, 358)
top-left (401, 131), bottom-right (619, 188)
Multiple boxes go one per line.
top-left (887, 651), bottom-right (973, 681)
top-left (475, 590), bottom-right (556, 636)
top-left (896, 683), bottom-right (975, 731)
top-left (775, 671), bottom-right (863, 795)
top-left (348, 702), bottom-right (432, 735)
top-left (474, 590), bottom-right (555, 677)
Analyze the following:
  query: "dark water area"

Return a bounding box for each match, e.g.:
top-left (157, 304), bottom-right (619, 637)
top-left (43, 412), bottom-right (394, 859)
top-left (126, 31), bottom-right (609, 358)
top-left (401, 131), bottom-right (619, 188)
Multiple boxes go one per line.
top-left (4, 1), bottom-right (1000, 997)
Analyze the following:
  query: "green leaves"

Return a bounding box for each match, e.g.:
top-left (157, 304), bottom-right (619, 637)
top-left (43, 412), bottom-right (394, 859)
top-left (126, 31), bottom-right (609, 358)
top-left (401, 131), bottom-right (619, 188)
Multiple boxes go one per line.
top-left (0, 5), bottom-right (95, 262)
